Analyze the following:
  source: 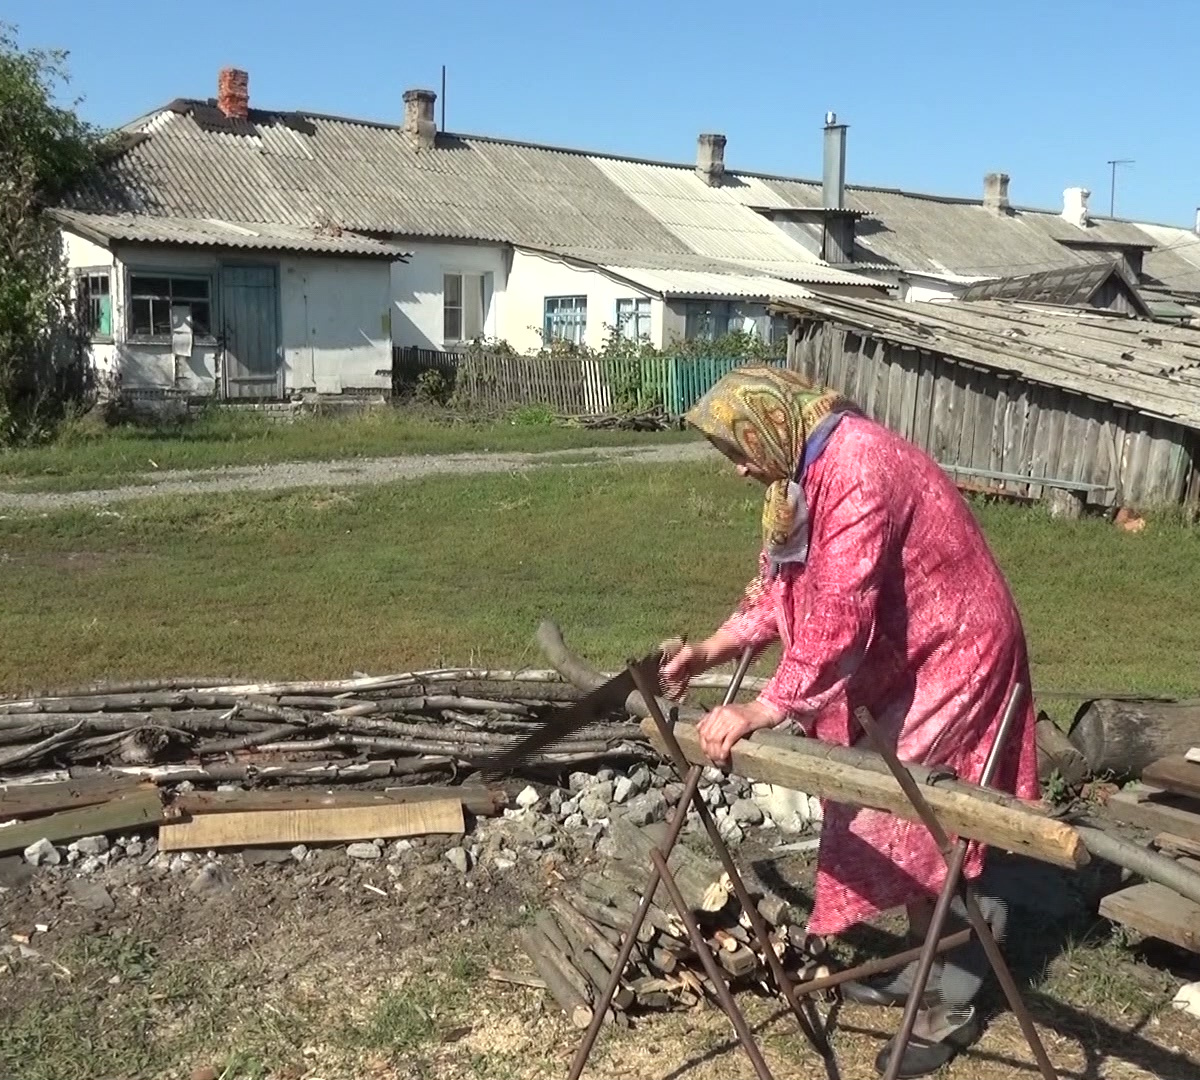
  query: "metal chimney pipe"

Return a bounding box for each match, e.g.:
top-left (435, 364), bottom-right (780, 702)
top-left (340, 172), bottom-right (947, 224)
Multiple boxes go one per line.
top-left (822, 112), bottom-right (847, 209)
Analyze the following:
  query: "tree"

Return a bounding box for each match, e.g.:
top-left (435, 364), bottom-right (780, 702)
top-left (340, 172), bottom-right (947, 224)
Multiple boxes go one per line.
top-left (0, 22), bottom-right (103, 445)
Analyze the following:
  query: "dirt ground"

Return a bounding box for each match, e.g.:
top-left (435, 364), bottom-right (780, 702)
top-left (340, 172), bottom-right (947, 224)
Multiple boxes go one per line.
top-left (1, 828), bottom-right (1198, 1080)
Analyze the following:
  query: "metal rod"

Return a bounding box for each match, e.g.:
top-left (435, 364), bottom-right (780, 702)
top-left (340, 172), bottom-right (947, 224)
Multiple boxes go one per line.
top-left (565, 652), bottom-right (754, 1080)
top-left (796, 929), bottom-right (972, 997)
top-left (650, 848), bottom-right (776, 1080)
top-left (856, 686), bottom-right (1058, 1080)
top-left (630, 657), bottom-right (832, 1063)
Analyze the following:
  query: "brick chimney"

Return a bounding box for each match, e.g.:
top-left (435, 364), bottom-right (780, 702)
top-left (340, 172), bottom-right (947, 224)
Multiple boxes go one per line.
top-left (696, 133), bottom-right (726, 186)
top-left (403, 88), bottom-right (437, 150)
top-left (217, 67), bottom-right (249, 120)
top-left (983, 172), bottom-right (1011, 216)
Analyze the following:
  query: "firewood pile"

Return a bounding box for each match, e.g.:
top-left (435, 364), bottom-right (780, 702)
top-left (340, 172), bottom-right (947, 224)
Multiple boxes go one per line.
top-left (519, 815), bottom-right (831, 1026)
top-left (0, 668), bottom-right (687, 784)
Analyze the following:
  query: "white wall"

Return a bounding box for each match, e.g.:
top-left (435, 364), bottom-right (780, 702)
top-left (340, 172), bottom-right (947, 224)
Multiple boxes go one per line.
top-left (62, 230), bottom-right (121, 386)
top-left (391, 240), bottom-right (507, 351)
top-left (280, 256), bottom-right (391, 393)
top-left (62, 231), bottom-right (393, 397)
top-left (504, 249), bottom-right (660, 352)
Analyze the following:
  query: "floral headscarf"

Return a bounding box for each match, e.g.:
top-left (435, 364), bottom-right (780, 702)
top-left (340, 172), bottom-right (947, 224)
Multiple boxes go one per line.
top-left (685, 366), bottom-right (857, 575)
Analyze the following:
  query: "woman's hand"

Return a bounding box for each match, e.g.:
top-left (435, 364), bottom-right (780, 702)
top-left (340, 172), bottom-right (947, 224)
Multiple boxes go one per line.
top-left (697, 700), bottom-right (786, 767)
top-left (659, 631), bottom-right (743, 701)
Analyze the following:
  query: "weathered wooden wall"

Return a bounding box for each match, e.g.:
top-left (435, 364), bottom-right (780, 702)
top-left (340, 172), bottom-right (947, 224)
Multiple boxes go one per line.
top-left (789, 320), bottom-right (1199, 508)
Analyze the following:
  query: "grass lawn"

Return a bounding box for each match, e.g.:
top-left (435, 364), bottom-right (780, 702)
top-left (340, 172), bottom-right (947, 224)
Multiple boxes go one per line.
top-left (0, 405), bottom-right (698, 493)
top-left (1, 459), bottom-right (1197, 713)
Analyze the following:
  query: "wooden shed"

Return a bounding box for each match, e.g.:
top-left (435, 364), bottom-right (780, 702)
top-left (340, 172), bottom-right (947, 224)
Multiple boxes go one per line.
top-left (775, 293), bottom-right (1200, 511)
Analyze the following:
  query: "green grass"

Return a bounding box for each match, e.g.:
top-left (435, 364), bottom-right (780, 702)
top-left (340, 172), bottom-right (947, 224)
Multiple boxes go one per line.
top-left (0, 405), bottom-right (698, 493)
top-left (0, 461), bottom-right (1197, 706)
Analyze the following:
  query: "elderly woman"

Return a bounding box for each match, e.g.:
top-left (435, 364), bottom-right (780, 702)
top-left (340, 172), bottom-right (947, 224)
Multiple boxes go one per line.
top-left (661, 366), bottom-right (1040, 1077)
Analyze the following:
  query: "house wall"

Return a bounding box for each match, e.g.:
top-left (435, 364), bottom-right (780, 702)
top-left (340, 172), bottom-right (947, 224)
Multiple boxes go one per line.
top-left (788, 318), bottom-right (1198, 508)
top-left (391, 240), bottom-right (507, 351)
top-left (62, 230), bottom-right (120, 382)
top-left (61, 231), bottom-right (393, 397)
top-left (503, 250), bottom-right (660, 352)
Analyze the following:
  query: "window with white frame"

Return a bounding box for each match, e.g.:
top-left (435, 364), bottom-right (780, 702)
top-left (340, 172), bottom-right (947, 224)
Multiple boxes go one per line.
top-left (76, 268), bottom-right (113, 340)
top-left (682, 300), bottom-right (786, 344)
top-left (443, 272), bottom-right (485, 345)
top-left (128, 273), bottom-right (212, 338)
top-left (544, 296), bottom-right (587, 346)
top-left (616, 297), bottom-right (651, 342)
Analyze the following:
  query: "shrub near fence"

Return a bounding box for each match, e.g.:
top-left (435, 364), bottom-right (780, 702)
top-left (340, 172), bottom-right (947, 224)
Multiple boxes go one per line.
top-left (391, 345), bottom-right (785, 417)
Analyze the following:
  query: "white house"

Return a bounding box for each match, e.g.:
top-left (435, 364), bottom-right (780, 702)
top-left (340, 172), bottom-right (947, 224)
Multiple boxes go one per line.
top-left (52, 67), bottom-right (1200, 401)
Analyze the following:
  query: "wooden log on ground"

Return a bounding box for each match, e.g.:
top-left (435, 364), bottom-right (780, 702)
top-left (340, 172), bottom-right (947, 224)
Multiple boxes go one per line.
top-left (0, 788), bottom-right (163, 855)
top-left (1035, 715), bottom-right (1089, 787)
top-left (518, 927), bottom-right (593, 1029)
top-left (91, 758), bottom-right (453, 784)
top-left (716, 944), bottom-right (758, 979)
top-left (1142, 756), bottom-right (1200, 801)
top-left (1153, 833), bottom-right (1200, 860)
top-left (533, 912), bottom-right (592, 1004)
top-left (1068, 698), bottom-right (1200, 778)
top-left (564, 890), bottom-right (655, 944)
top-left (546, 895), bottom-right (622, 971)
top-left (577, 869), bottom-right (683, 938)
top-left (607, 815), bottom-right (730, 913)
top-left (643, 718), bottom-right (1089, 870)
top-left (1075, 820), bottom-right (1200, 907)
top-left (173, 784), bottom-right (505, 819)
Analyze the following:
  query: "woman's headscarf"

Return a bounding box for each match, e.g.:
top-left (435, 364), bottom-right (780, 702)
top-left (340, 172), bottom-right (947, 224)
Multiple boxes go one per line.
top-left (685, 366), bottom-right (857, 575)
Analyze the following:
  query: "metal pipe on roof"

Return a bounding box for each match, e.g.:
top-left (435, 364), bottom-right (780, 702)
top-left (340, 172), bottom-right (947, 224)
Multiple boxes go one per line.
top-left (822, 112), bottom-right (847, 210)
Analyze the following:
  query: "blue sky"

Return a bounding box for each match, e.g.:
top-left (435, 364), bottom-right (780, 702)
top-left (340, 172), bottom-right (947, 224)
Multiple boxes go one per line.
top-left (8, 0), bottom-right (1198, 226)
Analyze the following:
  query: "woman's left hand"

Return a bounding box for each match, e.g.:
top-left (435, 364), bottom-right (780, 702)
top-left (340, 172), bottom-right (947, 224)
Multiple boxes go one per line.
top-left (697, 701), bottom-right (786, 767)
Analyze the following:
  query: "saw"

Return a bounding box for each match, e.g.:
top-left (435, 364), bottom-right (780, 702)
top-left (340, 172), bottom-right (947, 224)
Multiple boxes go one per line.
top-left (477, 650), bottom-right (664, 774)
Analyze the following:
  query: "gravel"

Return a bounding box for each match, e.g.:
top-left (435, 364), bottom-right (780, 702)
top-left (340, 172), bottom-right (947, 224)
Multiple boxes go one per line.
top-left (0, 442), bottom-right (712, 513)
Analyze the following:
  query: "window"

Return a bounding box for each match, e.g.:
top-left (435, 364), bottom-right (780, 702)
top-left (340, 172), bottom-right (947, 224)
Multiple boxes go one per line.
top-left (128, 274), bottom-right (211, 338)
top-left (616, 297), bottom-right (651, 342)
top-left (682, 300), bottom-right (787, 344)
top-left (544, 296), bottom-right (587, 346)
top-left (77, 269), bottom-right (112, 339)
top-left (443, 272), bottom-right (484, 344)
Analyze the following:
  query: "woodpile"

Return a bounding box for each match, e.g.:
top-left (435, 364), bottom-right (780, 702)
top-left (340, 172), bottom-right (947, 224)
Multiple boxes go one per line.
top-left (520, 816), bottom-right (830, 1025)
top-left (0, 669), bottom-right (680, 784)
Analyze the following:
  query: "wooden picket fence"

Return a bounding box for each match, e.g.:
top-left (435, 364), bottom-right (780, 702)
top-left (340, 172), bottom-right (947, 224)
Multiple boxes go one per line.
top-left (391, 346), bottom-right (785, 417)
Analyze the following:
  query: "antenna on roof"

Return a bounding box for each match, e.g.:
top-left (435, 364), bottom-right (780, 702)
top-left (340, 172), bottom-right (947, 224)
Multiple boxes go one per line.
top-left (1106, 158), bottom-right (1134, 217)
top-left (440, 65), bottom-right (446, 131)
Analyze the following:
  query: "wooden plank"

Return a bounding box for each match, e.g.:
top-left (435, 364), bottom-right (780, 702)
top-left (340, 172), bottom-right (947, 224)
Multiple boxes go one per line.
top-left (1153, 832), bottom-right (1200, 859)
top-left (0, 789), bottom-right (163, 854)
top-left (1142, 756), bottom-right (1200, 800)
top-left (173, 784), bottom-right (502, 819)
top-left (158, 798), bottom-right (464, 851)
top-left (1186, 747), bottom-right (1200, 764)
top-left (1099, 882), bottom-right (1200, 953)
top-left (643, 719), bottom-right (1088, 869)
top-left (0, 774), bottom-right (145, 820)
top-left (1105, 784), bottom-right (1200, 843)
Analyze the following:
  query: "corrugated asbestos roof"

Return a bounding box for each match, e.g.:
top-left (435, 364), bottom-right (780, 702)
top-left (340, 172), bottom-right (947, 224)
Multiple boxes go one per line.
top-left (775, 293), bottom-right (1200, 430)
top-left (51, 208), bottom-right (409, 258)
top-left (59, 94), bottom-right (1200, 301)
top-left (599, 265), bottom-right (816, 300)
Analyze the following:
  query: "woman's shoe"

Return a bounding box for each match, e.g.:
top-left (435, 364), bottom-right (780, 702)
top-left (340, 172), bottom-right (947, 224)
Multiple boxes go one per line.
top-left (873, 1005), bottom-right (981, 1078)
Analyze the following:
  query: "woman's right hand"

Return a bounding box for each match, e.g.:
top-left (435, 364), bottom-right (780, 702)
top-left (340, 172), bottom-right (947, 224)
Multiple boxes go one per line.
top-left (660, 639), bottom-right (712, 701)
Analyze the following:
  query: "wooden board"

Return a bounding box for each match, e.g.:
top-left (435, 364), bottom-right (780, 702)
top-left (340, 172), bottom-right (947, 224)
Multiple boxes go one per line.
top-left (1099, 882), bottom-right (1200, 953)
top-left (0, 774), bottom-right (145, 821)
top-left (173, 784), bottom-right (502, 819)
top-left (0, 788), bottom-right (163, 854)
top-left (1105, 784), bottom-right (1200, 844)
top-left (1153, 833), bottom-right (1200, 860)
top-left (158, 798), bottom-right (465, 851)
top-left (644, 720), bottom-right (1088, 869)
top-left (1142, 756), bottom-right (1200, 801)
top-left (1186, 747), bottom-right (1200, 765)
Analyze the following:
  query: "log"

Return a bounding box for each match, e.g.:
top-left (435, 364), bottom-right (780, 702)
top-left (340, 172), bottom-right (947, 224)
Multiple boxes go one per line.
top-left (1153, 833), bottom-right (1200, 860)
top-left (0, 788), bottom-right (163, 855)
top-left (1035, 716), bottom-right (1089, 787)
top-left (607, 816), bottom-right (728, 913)
top-left (158, 799), bottom-right (464, 851)
top-left (1142, 756), bottom-right (1200, 801)
top-left (564, 890), bottom-right (655, 945)
top-left (1075, 821), bottom-right (1200, 907)
top-left (533, 913), bottom-right (592, 1003)
top-left (518, 927), bottom-right (593, 1029)
top-left (644, 719), bottom-right (1089, 870)
top-left (546, 896), bottom-right (622, 971)
top-left (717, 944), bottom-right (758, 979)
top-left (173, 784), bottom-right (505, 819)
top-left (1068, 698), bottom-right (1200, 778)
top-left (91, 757), bottom-right (453, 784)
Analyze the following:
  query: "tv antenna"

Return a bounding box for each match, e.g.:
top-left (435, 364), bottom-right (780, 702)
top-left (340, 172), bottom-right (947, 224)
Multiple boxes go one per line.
top-left (1106, 158), bottom-right (1134, 217)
